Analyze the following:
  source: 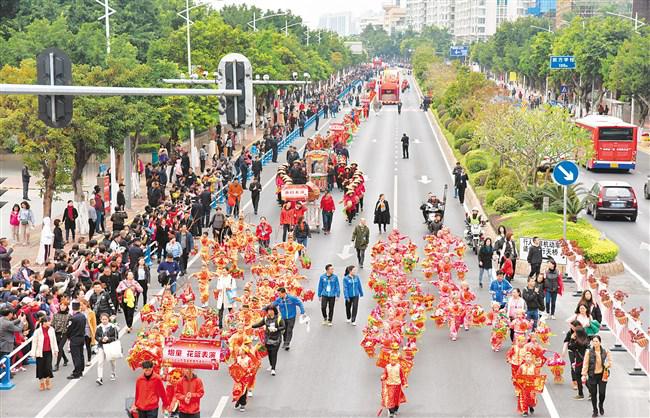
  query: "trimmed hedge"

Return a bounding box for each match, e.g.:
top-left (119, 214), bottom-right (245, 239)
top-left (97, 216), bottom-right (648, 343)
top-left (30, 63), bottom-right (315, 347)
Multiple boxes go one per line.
top-left (137, 143), bottom-right (161, 153)
top-left (499, 210), bottom-right (619, 264)
top-left (454, 122), bottom-right (476, 140)
top-left (493, 196), bottom-right (519, 214)
top-left (472, 169), bottom-right (490, 187)
top-left (497, 175), bottom-right (523, 196)
top-left (466, 158), bottom-right (489, 173)
top-left (455, 137), bottom-right (472, 150)
top-left (486, 189), bottom-right (504, 207)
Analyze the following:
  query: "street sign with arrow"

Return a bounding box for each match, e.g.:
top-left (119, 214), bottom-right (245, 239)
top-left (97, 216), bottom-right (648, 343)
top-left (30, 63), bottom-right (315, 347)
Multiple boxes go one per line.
top-left (417, 175), bottom-right (432, 184)
top-left (552, 160), bottom-right (579, 186)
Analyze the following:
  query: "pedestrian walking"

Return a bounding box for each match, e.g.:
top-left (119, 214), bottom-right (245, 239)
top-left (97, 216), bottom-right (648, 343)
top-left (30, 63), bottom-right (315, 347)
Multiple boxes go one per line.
top-left (36, 217), bottom-right (54, 265)
top-left (210, 207), bottom-right (226, 242)
top-left (526, 237), bottom-right (543, 280)
top-left (255, 217), bottom-right (272, 250)
top-left (18, 201), bottom-right (35, 245)
top-left (158, 254), bottom-right (181, 294)
top-left (252, 306), bottom-right (285, 375)
top-left (117, 272), bottom-right (143, 333)
top-left (320, 191), bottom-right (335, 234)
top-left (134, 257), bottom-right (151, 307)
top-left (116, 184), bottom-right (126, 211)
top-left (79, 299), bottom-right (97, 366)
top-left (582, 335), bottom-right (612, 417)
top-left (455, 168), bottom-right (469, 205)
top-left (199, 145), bottom-right (208, 173)
top-left (95, 313), bottom-right (119, 385)
top-left (543, 259), bottom-right (563, 320)
top-left (351, 218), bottom-right (370, 268)
top-left (489, 271), bottom-right (513, 310)
top-left (400, 133), bottom-right (409, 159)
top-left (176, 225), bottom-right (194, 275)
top-left (293, 218), bottom-right (310, 255)
top-left (563, 321), bottom-right (589, 399)
top-left (88, 198), bottom-right (97, 241)
top-left (280, 202), bottom-right (294, 242)
top-left (31, 315), bottom-right (58, 391)
top-left (8, 204), bottom-right (20, 243)
top-left (317, 264), bottom-right (340, 326)
top-left (66, 301), bottom-right (86, 379)
top-left (134, 360), bottom-right (168, 418)
top-left (343, 266), bottom-right (363, 325)
top-left (397, 101), bottom-right (402, 115)
top-left (478, 238), bottom-right (494, 289)
top-left (451, 162), bottom-right (463, 198)
top-left (522, 278), bottom-right (544, 329)
top-left (52, 303), bottom-right (70, 371)
top-left (173, 368), bottom-right (204, 418)
top-left (249, 176), bottom-right (262, 215)
top-left (271, 287), bottom-right (305, 351)
top-left (61, 200), bottom-right (79, 243)
top-left (381, 354), bottom-right (407, 418)
top-left (373, 194), bottom-right (390, 233)
top-left (227, 179), bottom-right (243, 217)
top-left (52, 219), bottom-right (64, 250)
top-left (21, 165), bottom-right (31, 200)
top-left (215, 272), bottom-right (237, 328)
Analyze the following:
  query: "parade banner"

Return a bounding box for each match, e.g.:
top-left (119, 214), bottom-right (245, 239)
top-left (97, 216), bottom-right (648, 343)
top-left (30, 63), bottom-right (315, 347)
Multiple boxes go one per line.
top-left (281, 184), bottom-right (309, 202)
top-left (518, 238), bottom-right (566, 264)
top-left (162, 338), bottom-right (220, 370)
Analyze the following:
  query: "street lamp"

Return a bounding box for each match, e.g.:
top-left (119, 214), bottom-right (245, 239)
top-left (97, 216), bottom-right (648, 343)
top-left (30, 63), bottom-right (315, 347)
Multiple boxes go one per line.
top-left (248, 11), bottom-right (288, 32)
top-left (530, 25), bottom-right (555, 103)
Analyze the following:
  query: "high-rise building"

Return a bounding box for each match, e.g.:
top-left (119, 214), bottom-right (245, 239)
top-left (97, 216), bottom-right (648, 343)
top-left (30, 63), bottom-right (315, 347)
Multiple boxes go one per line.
top-left (453, 0), bottom-right (534, 42)
top-left (556, 0), bottom-right (632, 26)
top-left (383, 2), bottom-right (408, 34)
top-left (527, 0), bottom-right (557, 17)
top-left (318, 12), bottom-right (356, 36)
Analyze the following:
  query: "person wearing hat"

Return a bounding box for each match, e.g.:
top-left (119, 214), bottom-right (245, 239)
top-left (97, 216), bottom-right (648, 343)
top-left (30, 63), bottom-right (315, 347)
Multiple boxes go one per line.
top-left (66, 301), bottom-right (87, 379)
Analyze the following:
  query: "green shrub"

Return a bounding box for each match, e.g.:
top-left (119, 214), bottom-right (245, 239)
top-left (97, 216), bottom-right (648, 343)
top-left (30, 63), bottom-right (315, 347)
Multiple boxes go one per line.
top-left (492, 196), bottom-right (519, 214)
top-left (465, 150), bottom-right (489, 162)
top-left (583, 239), bottom-right (619, 264)
top-left (444, 117), bottom-right (456, 129)
top-left (454, 137), bottom-right (471, 150)
top-left (485, 163), bottom-right (500, 190)
top-left (448, 120), bottom-right (460, 134)
top-left (497, 175), bottom-right (523, 196)
top-left (455, 122), bottom-right (476, 140)
top-left (437, 104), bottom-right (446, 114)
top-left (472, 169), bottom-right (490, 187)
top-left (439, 114), bottom-right (451, 127)
top-left (486, 189), bottom-right (504, 206)
top-left (466, 158), bottom-right (489, 173)
top-left (516, 186), bottom-right (546, 210)
top-left (459, 142), bottom-right (474, 154)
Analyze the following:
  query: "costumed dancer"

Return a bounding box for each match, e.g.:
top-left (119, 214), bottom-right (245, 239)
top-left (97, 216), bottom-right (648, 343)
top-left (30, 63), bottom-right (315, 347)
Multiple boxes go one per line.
top-left (488, 301), bottom-right (509, 352)
top-left (190, 263), bottom-right (217, 307)
top-left (514, 352), bottom-right (546, 417)
top-left (506, 335), bottom-right (528, 396)
top-left (380, 353), bottom-right (407, 418)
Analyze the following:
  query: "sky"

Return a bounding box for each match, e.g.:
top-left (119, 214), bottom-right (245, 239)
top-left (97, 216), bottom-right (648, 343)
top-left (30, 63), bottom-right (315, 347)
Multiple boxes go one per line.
top-left (205, 0), bottom-right (387, 27)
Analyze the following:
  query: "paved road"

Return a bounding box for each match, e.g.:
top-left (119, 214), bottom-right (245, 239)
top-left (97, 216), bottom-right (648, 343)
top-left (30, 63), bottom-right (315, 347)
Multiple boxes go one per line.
top-left (578, 154), bottom-right (650, 282)
top-left (5, 82), bottom-right (649, 418)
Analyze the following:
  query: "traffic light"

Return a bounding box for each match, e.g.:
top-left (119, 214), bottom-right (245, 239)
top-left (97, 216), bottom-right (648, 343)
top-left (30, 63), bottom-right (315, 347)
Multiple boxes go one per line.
top-left (0, 177), bottom-right (7, 210)
top-left (218, 53), bottom-right (252, 128)
top-left (37, 47), bottom-right (73, 128)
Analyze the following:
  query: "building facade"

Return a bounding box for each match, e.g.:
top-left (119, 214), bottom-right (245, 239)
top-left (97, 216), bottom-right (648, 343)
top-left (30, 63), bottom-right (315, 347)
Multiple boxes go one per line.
top-left (318, 12), bottom-right (356, 36)
top-left (556, 0), bottom-right (632, 26)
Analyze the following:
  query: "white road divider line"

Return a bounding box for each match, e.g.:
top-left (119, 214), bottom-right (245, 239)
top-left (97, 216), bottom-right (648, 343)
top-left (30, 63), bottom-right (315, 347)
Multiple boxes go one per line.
top-left (541, 386), bottom-right (561, 418)
top-left (393, 174), bottom-right (398, 229)
top-left (211, 395), bottom-right (230, 418)
top-left (621, 261), bottom-right (650, 291)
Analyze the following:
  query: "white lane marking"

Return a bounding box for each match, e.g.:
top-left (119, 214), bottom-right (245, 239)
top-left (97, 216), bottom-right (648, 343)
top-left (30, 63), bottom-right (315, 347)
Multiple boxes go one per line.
top-left (418, 175), bottom-right (432, 184)
top-left (35, 251), bottom-right (204, 418)
top-left (640, 242), bottom-right (650, 252)
top-left (541, 386), bottom-right (561, 418)
top-left (621, 261), bottom-right (650, 291)
top-left (211, 395), bottom-right (230, 418)
top-left (393, 174), bottom-right (398, 229)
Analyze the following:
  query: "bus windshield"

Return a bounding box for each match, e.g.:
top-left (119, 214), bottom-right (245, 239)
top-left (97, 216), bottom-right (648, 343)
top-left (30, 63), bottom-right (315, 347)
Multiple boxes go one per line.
top-left (598, 127), bottom-right (634, 141)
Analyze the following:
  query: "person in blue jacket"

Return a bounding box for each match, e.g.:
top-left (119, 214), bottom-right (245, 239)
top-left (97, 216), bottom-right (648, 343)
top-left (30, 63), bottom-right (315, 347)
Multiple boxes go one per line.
top-left (317, 264), bottom-right (340, 326)
top-left (489, 270), bottom-right (513, 309)
top-left (343, 265), bottom-right (364, 325)
top-left (271, 287), bottom-right (305, 351)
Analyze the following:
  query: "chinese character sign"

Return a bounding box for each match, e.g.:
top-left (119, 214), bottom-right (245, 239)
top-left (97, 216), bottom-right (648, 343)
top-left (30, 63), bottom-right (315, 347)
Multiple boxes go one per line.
top-left (549, 56), bottom-right (576, 70)
top-left (162, 338), bottom-right (220, 370)
top-left (518, 238), bottom-right (567, 264)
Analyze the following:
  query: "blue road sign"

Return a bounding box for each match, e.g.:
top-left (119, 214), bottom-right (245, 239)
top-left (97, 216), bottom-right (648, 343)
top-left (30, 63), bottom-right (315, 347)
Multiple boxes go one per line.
top-left (560, 85), bottom-right (569, 94)
top-left (552, 160), bottom-right (579, 186)
top-left (550, 56), bottom-right (576, 69)
top-left (450, 46), bottom-right (469, 57)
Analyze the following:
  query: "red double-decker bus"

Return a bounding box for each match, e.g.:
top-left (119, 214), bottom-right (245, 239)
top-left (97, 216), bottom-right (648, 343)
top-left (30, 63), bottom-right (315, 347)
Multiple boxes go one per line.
top-left (575, 115), bottom-right (638, 171)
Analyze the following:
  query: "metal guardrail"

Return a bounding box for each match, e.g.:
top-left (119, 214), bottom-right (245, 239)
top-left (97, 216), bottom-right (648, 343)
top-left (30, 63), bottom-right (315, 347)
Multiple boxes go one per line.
top-left (0, 334), bottom-right (35, 390)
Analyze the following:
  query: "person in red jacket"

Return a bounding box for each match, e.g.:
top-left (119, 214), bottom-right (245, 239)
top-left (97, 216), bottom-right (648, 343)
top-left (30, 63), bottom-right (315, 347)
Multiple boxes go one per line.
top-left (279, 202), bottom-right (294, 242)
top-left (174, 368), bottom-right (205, 418)
top-left (320, 191), bottom-right (335, 234)
top-left (256, 217), bottom-right (273, 250)
top-left (134, 361), bottom-right (168, 418)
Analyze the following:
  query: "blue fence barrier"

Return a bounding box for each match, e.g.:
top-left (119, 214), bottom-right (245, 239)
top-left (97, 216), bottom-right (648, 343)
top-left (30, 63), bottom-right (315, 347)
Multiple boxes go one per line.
top-left (210, 79), bottom-right (362, 209)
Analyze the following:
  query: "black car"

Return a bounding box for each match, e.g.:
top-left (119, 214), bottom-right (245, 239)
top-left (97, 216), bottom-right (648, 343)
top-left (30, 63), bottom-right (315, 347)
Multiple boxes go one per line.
top-left (586, 181), bottom-right (638, 222)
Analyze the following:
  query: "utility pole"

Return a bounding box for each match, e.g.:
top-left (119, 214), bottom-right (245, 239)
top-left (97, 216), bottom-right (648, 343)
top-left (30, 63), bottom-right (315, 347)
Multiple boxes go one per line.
top-left (305, 29), bottom-right (310, 46)
top-left (94, 0), bottom-right (115, 55)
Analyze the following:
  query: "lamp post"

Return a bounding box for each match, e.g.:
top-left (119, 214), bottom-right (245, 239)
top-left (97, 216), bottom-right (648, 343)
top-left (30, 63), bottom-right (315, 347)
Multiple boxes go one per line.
top-left (248, 11), bottom-right (288, 32)
top-left (94, 0), bottom-right (115, 55)
top-left (531, 25), bottom-right (555, 104)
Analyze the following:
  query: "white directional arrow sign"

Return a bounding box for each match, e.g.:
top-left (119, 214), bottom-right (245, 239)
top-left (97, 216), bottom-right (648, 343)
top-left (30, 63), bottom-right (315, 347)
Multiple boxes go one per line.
top-left (412, 138), bottom-right (422, 144)
top-left (337, 244), bottom-right (354, 260)
top-left (371, 139), bottom-right (377, 143)
top-left (557, 165), bottom-right (575, 182)
top-left (641, 242), bottom-right (650, 252)
top-left (417, 175), bottom-right (432, 184)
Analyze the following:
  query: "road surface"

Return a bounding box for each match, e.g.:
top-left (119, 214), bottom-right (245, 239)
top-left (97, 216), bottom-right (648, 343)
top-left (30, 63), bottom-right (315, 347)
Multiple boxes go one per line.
top-left (5, 80), bottom-right (649, 418)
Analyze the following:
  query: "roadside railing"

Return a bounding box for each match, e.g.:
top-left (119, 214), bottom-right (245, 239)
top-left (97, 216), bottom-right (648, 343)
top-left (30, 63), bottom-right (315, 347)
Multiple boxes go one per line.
top-left (0, 335), bottom-right (35, 390)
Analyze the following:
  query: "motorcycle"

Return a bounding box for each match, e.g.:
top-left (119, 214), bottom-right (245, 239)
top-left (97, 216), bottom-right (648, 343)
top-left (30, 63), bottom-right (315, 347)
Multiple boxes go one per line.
top-left (466, 222), bottom-right (484, 254)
